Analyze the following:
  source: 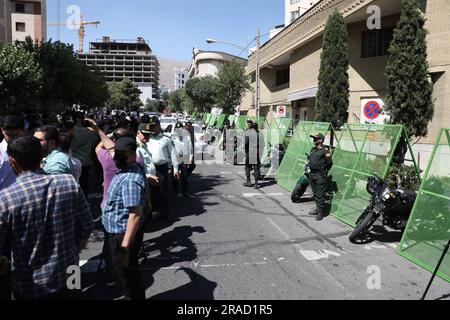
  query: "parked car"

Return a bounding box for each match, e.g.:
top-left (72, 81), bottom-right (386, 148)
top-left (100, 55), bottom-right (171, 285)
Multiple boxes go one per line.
top-left (159, 117), bottom-right (176, 131)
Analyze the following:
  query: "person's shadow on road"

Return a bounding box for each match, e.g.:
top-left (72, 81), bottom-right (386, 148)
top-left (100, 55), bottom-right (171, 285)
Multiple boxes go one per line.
top-left (149, 267), bottom-right (217, 300)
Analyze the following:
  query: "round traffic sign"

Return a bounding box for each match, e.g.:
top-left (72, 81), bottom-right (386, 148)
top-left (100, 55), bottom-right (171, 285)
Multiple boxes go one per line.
top-left (364, 101), bottom-right (381, 120)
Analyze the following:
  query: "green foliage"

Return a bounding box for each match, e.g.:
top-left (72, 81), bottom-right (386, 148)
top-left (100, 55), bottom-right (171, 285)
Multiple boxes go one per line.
top-left (185, 76), bottom-right (218, 113)
top-left (316, 10), bottom-right (349, 129)
top-left (106, 78), bottom-right (142, 111)
top-left (386, 163), bottom-right (421, 191)
top-left (216, 60), bottom-right (251, 114)
top-left (385, 0), bottom-right (434, 138)
top-left (0, 43), bottom-right (43, 103)
top-left (168, 89), bottom-right (184, 113)
top-left (144, 99), bottom-right (160, 112)
top-left (14, 37), bottom-right (109, 111)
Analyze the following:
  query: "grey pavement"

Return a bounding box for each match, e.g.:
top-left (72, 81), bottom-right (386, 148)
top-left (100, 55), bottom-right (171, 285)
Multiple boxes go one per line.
top-left (79, 161), bottom-right (450, 300)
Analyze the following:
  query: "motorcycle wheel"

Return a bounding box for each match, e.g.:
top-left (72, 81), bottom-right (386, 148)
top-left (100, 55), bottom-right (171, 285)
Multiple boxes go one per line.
top-left (291, 183), bottom-right (308, 203)
top-left (349, 210), bottom-right (378, 243)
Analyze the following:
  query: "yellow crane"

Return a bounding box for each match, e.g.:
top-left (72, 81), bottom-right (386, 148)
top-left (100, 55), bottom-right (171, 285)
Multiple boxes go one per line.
top-left (48, 15), bottom-right (100, 53)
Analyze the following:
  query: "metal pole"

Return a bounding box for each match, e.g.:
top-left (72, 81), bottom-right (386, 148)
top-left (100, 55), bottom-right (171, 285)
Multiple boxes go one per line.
top-left (421, 238), bottom-right (450, 300)
top-left (256, 29), bottom-right (261, 118)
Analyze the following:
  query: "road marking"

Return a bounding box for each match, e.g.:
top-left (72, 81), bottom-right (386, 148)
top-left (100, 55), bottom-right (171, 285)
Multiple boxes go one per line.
top-left (300, 250), bottom-right (341, 261)
top-left (266, 218), bottom-right (354, 299)
top-left (365, 244), bottom-right (387, 250)
top-left (266, 218), bottom-right (291, 240)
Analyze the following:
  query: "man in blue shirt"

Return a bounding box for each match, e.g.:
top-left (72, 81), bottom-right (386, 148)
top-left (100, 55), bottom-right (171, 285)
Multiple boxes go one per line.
top-left (102, 137), bottom-right (147, 300)
top-left (0, 136), bottom-right (93, 300)
top-left (34, 126), bottom-right (74, 175)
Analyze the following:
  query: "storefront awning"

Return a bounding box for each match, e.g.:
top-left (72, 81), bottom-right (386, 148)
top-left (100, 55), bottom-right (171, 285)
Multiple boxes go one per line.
top-left (287, 86), bottom-right (318, 102)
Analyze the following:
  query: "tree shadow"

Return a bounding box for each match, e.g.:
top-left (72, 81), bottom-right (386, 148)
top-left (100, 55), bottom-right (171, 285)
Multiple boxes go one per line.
top-left (148, 267), bottom-right (217, 300)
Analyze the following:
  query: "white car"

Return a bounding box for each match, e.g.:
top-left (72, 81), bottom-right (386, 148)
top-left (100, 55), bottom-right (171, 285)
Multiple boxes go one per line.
top-left (159, 117), bottom-right (176, 131)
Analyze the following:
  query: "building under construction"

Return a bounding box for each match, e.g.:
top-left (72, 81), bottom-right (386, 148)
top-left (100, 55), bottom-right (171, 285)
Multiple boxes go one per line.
top-left (77, 36), bottom-right (160, 101)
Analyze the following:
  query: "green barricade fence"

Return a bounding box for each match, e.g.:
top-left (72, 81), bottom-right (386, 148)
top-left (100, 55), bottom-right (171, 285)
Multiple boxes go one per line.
top-left (228, 115), bottom-right (236, 127)
top-left (330, 124), bottom-right (419, 227)
top-left (248, 116), bottom-right (266, 129)
top-left (236, 115), bottom-right (249, 131)
top-left (216, 114), bottom-right (227, 129)
top-left (276, 121), bottom-right (332, 192)
top-left (398, 128), bottom-right (450, 283)
top-left (201, 113), bottom-right (207, 122)
top-left (260, 117), bottom-right (292, 177)
top-left (204, 114), bottom-right (212, 126)
top-left (207, 114), bottom-right (218, 129)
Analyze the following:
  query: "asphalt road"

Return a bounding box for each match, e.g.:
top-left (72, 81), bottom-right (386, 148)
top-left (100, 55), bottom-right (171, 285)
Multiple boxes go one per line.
top-left (79, 161), bottom-right (450, 300)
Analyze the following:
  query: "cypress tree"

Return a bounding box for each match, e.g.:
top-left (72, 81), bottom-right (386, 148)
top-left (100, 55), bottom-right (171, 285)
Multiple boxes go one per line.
top-left (385, 0), bottom-right (434, 139)
top-left (315, 10), bottom-right (349, 129)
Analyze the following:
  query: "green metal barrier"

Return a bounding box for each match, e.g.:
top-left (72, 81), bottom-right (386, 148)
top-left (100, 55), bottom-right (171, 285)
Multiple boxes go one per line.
top-left (330, 124), bottom-right (419, 228)
top-left (276, 121), bottom-right (332, 192)
top-left (236, 115), bottom-right (249, 131)
top-left (228, 115), bottom-right (236, 127)
top-left (204, 114), bottom-right (212, 126)
top-left (398, 128), bottom-right (450, 283)
top-left (216, 114), bottom-right (227, 129)
top-left (207, 114), bottom-right (218, 129)
top-left (201, 113), bottom-right (207, 122)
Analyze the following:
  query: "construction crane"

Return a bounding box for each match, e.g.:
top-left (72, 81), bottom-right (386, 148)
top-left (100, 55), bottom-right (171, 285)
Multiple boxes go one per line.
top-left (48, 15), bottom-right (100, 53)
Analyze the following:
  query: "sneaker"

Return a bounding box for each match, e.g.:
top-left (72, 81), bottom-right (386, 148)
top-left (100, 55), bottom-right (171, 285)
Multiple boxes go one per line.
top-left (243, 181), bottom-right (253, 187)
top-left (316, 212), bottom-right (324, 221)
top-left (106, 278), bottom-right (116, 287)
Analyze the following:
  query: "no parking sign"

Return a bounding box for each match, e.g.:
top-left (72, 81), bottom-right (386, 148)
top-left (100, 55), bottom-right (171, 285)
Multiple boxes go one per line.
top-left (277, 105), bottom-right (287, 118)
top-left (361, 99), bottom-right (386, 124)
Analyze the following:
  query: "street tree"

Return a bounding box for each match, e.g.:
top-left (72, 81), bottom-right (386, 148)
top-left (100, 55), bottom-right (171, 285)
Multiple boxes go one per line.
top-left (216, 60), bottom-right (251, 115)
top-left (169, 89), bottom-right (184, 113)
top-left (106, 78), bottom-right (142, 111)
top-left (385, 0), bottom-right (434, 141)
top-left (121, 78), bottom-right (143, 111)
top-left (184, 76), bottom-right (218, 113)
top-left (315, 9), bottom-right (349, 129)
top-left (0, 43), bottom-right (43, 108)
top-left (144, 99), bottom-right (160, 112)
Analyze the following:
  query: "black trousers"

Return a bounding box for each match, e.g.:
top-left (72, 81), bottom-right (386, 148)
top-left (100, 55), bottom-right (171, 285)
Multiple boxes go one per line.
top-left (309, 172), bottom-right (328, 211)
top-left (106, 230), bottom-right (145, 300)
top-left (245, 163), bottom-right (261, 182)
top-left (0, 239), bottom-right (11, 301)
top-left (153, 164), bottom-right (171, 218)
top-left (173, 164), bottom-right (196, 195)
top-left (79, 165), bottom-right (92, 198)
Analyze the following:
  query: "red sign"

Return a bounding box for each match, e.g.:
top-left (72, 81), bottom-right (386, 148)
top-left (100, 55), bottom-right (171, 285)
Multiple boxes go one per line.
top-left (277, 106), bottom-right (286, 117)
top-left (364, 101), bottom-right (382, 120)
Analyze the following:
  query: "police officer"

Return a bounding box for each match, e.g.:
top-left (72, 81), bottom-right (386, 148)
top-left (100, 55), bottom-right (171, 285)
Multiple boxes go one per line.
top-left (308, 133), bottom-right (333, 221)
top-left (146, 116), bottom-right (179, 222)
top-left (243, 120), bottom-right (264, 189)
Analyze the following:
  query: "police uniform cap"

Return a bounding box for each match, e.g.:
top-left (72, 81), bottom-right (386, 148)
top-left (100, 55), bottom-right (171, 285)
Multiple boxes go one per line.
top-left (138, 123), bottom-right (152, 134)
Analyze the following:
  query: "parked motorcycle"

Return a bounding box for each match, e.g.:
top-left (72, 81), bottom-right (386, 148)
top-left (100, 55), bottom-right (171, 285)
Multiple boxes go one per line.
top-left (349, 174), bottom-right (416, 243)
top-left (291, 155), bottom-right (311, 203)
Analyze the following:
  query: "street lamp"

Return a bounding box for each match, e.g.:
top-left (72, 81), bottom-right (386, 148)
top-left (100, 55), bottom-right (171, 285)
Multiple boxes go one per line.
top-left (206, 29), bottom-right (261, 117)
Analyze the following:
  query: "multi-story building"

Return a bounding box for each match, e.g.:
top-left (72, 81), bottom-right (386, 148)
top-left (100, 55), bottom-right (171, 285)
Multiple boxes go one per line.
top-left (285, 0), bottom-right (320, 26)
top-left (77, 36), bottom-right (160, 102)
top-left (0, 0), bottom-right (46, 43)
top-left (174, 67), bottom-right (189, 90)
top-left (242, 0), bottom-right (450, 168)
top-left (189, 47), bottom-right (247, 79)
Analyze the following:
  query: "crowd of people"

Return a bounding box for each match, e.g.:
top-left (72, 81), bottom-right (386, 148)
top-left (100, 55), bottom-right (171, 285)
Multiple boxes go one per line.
top-left (0, 111), bottom-right (197, 300)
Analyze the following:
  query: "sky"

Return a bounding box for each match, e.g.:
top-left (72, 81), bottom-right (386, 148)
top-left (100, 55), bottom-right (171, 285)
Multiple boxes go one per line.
top-left (46, 0), bottom-right (284, 61)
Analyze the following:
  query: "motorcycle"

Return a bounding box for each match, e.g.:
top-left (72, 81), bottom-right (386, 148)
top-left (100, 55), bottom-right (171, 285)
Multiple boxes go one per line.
top-left (349, 174), bottom-right (416, 243)
top-left (291, 156), bottom-right (311, 203)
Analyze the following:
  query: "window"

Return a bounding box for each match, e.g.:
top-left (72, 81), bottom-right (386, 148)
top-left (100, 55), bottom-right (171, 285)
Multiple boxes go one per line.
top-left (16, 22), bottom-right (26, 32)
top-left (290, 0), bottom-right (301, 4)
top-left (361, 28), bottom-right (393, 58)
top-left (15, 3), bottom-right (25, 13)
top-left (291, 10), bottom-right (300, 22)
top-left (276, 69), bottom-right (290, 87)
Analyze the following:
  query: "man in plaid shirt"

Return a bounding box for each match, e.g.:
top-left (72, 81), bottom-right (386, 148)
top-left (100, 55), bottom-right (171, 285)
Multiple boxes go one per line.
top-left (0, 136), bottom-right (93, 300)
top-left (102, 137), bottom-right (147, 300)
